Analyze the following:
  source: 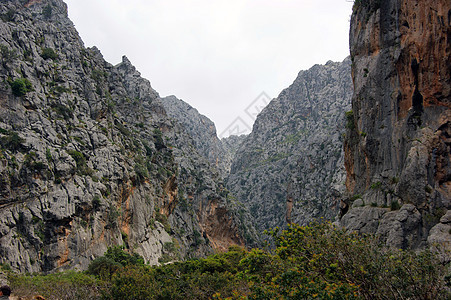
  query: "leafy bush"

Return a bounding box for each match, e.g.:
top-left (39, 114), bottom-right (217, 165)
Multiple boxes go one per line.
top-left (0, 131), bottom-right (25, 151)
top-left (66, 149), bottom-right (93, 175)
top-left (10, 78), bottom-right (32, 96)
top-left (51, 102), bottom-right (73, 120)
top-left (134, 163), bottom-right (148, 183)
top-left (87, 246), bottom-right (144, 281)
top-left (101, 224), bottom-right (449, 299)
top-left (155, 212), bottom-right (171, 233)
top-left (370, 181), bottom-right (382, 189)
top-left (6, 224), bottom-right (449, 300)
top-left (0, 9), bottom-right (15, 22)
top-left (263, 223), bottom-right (448, 300)
top-left (103, 245), bottom-right (144, 267)
top-left (390, 200), bottom-right (401, 211)
top-left (86, 256), bottom-right (122, 280)
top-left (67, 150), bottom-right (85, 169)
top-left (41, 47), bottom-right (58, 60)
top-left (92, 195), bottom-right (101, 210)
top-left (153, 128), bottom-right (166, 150)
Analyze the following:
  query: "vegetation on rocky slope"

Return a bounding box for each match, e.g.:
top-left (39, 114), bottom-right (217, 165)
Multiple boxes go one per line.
top-left (0, 0), bottom-right (249, 272)
top-left (4, 223), bottom-right (449, 300)
top-left (226, 59), bottom-right (352, 232)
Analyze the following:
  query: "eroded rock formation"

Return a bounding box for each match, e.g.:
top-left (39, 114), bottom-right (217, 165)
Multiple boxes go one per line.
top-left (0, 0), bottom-right (244, 272)
top-left (341, 0), bottom-right (450, 256)
top-left (227, 59), bottom-right (353, 233)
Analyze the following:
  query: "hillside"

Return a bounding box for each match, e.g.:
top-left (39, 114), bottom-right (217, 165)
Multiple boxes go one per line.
top-left (161, 95), bottom-right (237, 177)
top-left (0, 0), bottom-right (449, 277)
top-left (0, 0), bottom-right (248, 273)
top-left (227, 58), bottom-right (353, 232)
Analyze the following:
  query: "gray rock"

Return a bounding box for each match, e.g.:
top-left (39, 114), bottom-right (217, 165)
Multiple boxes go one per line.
top-left (440, 210), bottom-right (451, 224)
top-left (227, 58), bottom-right (353, 232)
top-left (351, 198), bottom-right (364, 208)
top-left (428, 222), bottom-right (451, 263)
top-left (0, 0), bottom-right (245, 273)
top-left (161, 95), bottom-right (239, 176)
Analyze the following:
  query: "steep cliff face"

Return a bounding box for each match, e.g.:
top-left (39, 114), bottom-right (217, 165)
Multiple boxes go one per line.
top-left (161, 96), bottom-right (259, 246)
top-left (341, 0), bottom-right (450, 253)
top-left (227, 59), bottom-right (353, 232)
top-left (161, 95), bottom-right (236, 176)
top-left (0, 0), bottom-right (243, 273)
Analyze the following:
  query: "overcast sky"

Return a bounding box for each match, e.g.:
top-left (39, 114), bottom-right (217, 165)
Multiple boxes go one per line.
top-left (65, 0), bottom-right (354, 137)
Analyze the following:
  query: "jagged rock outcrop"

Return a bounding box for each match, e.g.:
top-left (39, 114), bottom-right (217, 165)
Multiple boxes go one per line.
top-left (161, 96), bottom-right (259, 246)
top-left (227, 58), bottom-right (353, 232)
top-left (161, 95), bottom-right (236, 176)
top-left (0, 0), bottom-right (244, 273)
top-left (341, 0), bottom-right (450, 255)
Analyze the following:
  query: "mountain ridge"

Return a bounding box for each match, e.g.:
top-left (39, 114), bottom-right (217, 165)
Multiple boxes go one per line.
top-left (0, 0), bottom-right (246, 272)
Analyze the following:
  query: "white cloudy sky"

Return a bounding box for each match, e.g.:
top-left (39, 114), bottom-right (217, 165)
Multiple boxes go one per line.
top-left (65, 0), bottom-right (354, 137)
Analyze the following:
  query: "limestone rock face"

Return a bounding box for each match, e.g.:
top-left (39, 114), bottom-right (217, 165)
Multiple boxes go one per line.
top-left (227, 59), bottom-right (353, 233)
top-left (341, 0), bottom-right (450, 254)
top-left (161, 95), bottom-right (237, 176)
top-left (160, 96), bottom-right (259, 246)
top-left (0, 0), bottom-right (243, 272)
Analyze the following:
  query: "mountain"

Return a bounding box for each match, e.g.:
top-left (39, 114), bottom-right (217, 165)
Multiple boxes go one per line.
top-left (160, 96), bottom-right (260, 245)
top-left (0, 0), bottom-right (246, 273)
top-left (339, 0), bottom-right (450, 256)
top-left (226, 58), bottom-right (353, 232)
top-left (161, 95), bottom-right (237, 176)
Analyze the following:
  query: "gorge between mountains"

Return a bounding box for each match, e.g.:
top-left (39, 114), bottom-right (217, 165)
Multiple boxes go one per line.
top-left (0, 0), bottom-right (449, 276)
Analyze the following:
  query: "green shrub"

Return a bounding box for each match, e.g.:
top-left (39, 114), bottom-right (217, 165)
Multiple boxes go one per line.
top-left (92, 195), bottom-right (101, 209)
top-left (108, 266), bottom-right (157, 300)
top-left (104, 246), bottom-right (144, 266)
top-left (86, 256), bottom-right (122, 280)
top-left (264, 223), bottom-right (448, 300)
top-left (7, 223), bottom-right (449, 300)
top-left (0, 131), bottom-right (25, 151)
top-left (10, 78), bottom-right (32, 96)
top-left (153, 128), bottom-right (165, 150)
top-left (115, 122), bottom-right (130, 136)
top-left (350, 194), bottom-right (362, 201)
top-left (45, 148), bottom-right (53, 161)
top-left (67, 150), bottom-right (85, 168)
top-left (41, 47), bottom-right (58, 60)
top-left (66, 149), bottom-right (93, 175)
top-left (390, 200), bottom-right (401, 211)
top-left (51, 102), bottom-right (73, 120)
top-left (91, 69), bottom-right (107, 83)
top-left (155, 212), bottom-right (171, 233)
top-left (86, 246), bottom-right (145, 282)
top-left (1, 9), bottom-right (15, 22)
top-left (134, 163), bottom-right (148, 183)
top-left (370, 181), bottom-right (382, 189)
